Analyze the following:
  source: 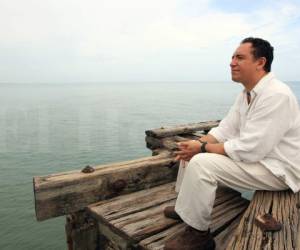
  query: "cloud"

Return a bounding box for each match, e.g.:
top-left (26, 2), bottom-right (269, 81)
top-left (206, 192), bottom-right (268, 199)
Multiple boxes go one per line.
top-left (0, 0), bottom-right (299, 82)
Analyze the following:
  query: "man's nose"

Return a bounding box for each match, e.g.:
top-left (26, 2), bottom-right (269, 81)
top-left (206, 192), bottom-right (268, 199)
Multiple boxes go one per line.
top-left (230, 58), bottom-right (236, 68)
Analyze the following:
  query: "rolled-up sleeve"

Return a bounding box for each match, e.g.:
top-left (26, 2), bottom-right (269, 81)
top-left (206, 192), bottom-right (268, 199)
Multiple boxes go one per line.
top-left (224, 93), bottom-right (292, 163)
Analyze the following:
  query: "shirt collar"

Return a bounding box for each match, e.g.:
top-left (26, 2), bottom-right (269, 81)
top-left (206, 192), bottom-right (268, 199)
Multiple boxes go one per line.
top-left (243, 72), bottom-right (275, 96)
top-left (252, 72), bottom-right (275, 95)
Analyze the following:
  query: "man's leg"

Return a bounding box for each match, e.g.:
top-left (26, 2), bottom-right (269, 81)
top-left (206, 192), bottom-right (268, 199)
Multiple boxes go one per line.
top-left (175, 153), bottom-right (288, 231)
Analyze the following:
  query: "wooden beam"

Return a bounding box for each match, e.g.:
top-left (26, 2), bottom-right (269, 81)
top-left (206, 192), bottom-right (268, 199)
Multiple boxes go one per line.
top-left (145, 136), bottom-right (185, 151)
top-left (145, 120), bottom-right (220, 138)
top-left (145, 134), bottom-right (202, 152)
top-left (33, 153), bottom-right (178, 221)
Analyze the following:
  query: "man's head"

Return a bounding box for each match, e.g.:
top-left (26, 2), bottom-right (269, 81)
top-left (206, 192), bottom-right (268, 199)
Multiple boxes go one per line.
top-left (241, 37), bottom-right (273, 72)
top-left (230, 37), bottom-right (274, 87)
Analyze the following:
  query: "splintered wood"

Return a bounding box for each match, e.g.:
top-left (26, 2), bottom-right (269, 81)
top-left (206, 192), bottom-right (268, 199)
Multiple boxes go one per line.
top-left (226, 190), bottom-right (300, 250)
top-left (87, 182), bottom-right (249, 250)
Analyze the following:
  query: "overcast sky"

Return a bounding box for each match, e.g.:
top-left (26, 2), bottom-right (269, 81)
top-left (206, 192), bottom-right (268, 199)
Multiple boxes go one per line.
top-left (1, 0), bottom-right (300, 83)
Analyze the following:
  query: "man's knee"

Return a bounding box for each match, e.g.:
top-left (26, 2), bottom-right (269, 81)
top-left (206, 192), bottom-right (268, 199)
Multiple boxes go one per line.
top-left (189, 153), bottom-right (211, 166)
top-left (190, 153), bottom-right (228, 165)
top-left (188, 153), bottom-right (212, 174)
top-left (189, 153), bottom-right (228, 175)
top-left (186, 153), bottom-right (218, 184)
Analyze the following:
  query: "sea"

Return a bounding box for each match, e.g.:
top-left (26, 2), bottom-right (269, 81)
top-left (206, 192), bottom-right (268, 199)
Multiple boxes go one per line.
top-left (0, 81), bottom-right (299, 250)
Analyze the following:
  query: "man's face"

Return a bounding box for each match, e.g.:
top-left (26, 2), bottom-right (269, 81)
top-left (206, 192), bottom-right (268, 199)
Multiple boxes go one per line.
top-left (230, 42), bottom-right (260, 84)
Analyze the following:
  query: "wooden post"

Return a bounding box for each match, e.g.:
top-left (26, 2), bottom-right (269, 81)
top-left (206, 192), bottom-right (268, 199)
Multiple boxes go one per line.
top-left (65, 211), bottom-right (99, 250)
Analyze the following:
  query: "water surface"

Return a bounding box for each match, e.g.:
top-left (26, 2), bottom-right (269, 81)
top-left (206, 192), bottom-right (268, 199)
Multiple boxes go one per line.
top-left (0, 81), bottom-right (298, 249)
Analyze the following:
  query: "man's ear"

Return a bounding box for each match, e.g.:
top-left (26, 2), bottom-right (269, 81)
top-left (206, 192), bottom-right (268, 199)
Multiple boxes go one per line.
top-left (257, 57), bottom-right (267, 71)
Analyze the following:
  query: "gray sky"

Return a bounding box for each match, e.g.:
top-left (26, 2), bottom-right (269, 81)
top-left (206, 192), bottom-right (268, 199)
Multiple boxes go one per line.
top-left (1, 0), bottom-right (300, 83)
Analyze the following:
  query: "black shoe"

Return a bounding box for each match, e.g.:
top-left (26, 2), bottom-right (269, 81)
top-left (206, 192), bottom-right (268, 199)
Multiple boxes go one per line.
top-left (164, 206), bottom-right (182, 220)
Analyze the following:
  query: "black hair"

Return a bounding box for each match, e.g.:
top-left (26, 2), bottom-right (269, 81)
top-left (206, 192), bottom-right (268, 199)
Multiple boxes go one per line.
top-left (241, 37), bottom-right (274, 72)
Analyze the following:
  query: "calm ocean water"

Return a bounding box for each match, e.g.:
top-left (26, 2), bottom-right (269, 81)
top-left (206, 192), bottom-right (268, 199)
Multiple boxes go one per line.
top-left (0, 81), bottom-right (299, 250)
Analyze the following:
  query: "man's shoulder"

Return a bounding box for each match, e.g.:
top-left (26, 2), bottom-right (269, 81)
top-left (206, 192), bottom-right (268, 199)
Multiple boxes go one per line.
top-left (267, 78), bottom-right (293, 97)
top-left (258, 78), bottom-right (300, 111)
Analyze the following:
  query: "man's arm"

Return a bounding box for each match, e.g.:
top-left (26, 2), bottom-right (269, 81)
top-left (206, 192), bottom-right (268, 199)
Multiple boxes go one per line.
top-left (174, 134), bottom-right (226, 161)
top-left (206, 143), bottom-right (226, 155)
top-left (199, 134), bottom-right (227, 156)
top-left (174, 95), bottom-right (241, 162)
top-left (224, 93), bottom-right (292, 163)
top-left (198, 134), bottom-right (219, 143)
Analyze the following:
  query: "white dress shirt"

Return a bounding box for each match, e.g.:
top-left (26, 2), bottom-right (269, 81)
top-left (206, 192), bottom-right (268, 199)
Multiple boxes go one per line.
top-left (209, 72), bottom-right (300, 192)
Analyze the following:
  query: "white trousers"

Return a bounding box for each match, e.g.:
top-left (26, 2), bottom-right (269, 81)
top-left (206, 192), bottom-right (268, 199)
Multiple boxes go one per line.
top-left (174, 153), bottom-right (289, 231)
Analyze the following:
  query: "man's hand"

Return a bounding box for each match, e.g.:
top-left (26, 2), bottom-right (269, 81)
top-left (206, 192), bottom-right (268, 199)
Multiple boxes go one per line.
top-left (174, 140), bottom-right (202, 162)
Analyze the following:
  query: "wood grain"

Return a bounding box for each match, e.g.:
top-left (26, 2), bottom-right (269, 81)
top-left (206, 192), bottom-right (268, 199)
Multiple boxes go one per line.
top-left (145, 120), bottom-right (219, 138)
top-left (226, 190), bottom-right (300, 250)
top-left (33, 153), bottom-right (179, 221)
top-left (88, 182), bottom-right (249, 249)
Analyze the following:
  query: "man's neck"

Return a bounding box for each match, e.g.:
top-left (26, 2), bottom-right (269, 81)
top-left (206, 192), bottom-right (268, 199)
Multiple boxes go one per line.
top-left (243, 71), bottom-right (268, 91)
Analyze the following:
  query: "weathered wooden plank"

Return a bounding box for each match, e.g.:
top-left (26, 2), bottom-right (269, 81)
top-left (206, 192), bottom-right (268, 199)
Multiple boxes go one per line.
top-left (151, 137), bottom-right (178, 151)
top-left (210, 195), bottom-right (249, 230)
top-left (174, 134), bottom-right (201, 141)
top-left (88, 184), bottom-right (241, 225)
top-left (145, 135), bottom-right (189, 151)
top-left (88, 182), bottom-right (248, 250)
top-left (138, 223), bottom-right (186, 250)
top-left (214, 213), bottom-right (243, 250)
top-left (271, 191), bottom-right (299, 250)
top-left (65, 211), bottom-right (98, 250)
top-left (226, 192), bottom-right (266, 249)
top-left (138, 198), bottom-right (248, 250)
top-left (97, 221), bottom-right (133, 250)
top-left (145, 120), bottom-right (220, 138)
top-left (145, 136), bottom-right (164, 150)
top-left (89, 183), bottom-right (177, 221)
top-left (112, 200), bottom-right (179, 242)
top-left (33, 153), bottom-right (179, 221)
top-left (226, 190), bottom-right (300, 250)
top-left (146, 133), bottom-right (207, 152)
top-left (138, 213), bottom-right (246, 250)
top-left (226, 191), bottom-right (273, 250)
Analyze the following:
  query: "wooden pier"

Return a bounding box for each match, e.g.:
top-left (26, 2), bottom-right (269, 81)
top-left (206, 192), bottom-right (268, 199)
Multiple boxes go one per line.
top-left (33, 120), bottom-right (300, 249)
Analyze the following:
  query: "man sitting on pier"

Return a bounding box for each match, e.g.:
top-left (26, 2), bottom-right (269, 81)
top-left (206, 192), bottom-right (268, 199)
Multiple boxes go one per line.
top-left (164, 37), bottom-right (300, 250)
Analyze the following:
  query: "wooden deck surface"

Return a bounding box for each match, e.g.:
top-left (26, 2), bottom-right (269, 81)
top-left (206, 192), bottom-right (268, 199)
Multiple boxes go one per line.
top-left (226, 189), bottom-right (300, 250)
top-left (87, 182), bottom-right (249, 250)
